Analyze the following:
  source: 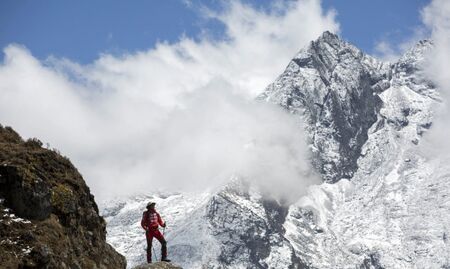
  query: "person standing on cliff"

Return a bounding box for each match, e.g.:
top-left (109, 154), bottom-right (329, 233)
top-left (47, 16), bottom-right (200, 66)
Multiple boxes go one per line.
top-left (141, 202), bottom-right (171, 263)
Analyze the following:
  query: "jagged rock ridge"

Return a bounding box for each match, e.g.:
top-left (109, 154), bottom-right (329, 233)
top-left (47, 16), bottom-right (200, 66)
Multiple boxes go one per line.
top-left (259, 31), bottom-right (390, 183)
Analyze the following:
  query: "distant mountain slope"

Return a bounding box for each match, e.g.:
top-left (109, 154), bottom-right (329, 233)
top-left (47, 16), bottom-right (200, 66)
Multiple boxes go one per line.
top-left (102, 32), bottom-right (450, 268)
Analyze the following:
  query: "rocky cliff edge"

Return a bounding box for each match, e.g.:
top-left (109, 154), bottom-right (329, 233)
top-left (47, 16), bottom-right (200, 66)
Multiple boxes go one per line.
top-left (0, 125), bottom-right (126, 268)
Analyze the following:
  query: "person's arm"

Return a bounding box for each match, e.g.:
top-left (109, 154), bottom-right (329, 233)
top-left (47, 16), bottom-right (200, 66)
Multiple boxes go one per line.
top-left (157, 213), bottom-right (166, 227)
top-left (141, 212), bottom-right (148, 230)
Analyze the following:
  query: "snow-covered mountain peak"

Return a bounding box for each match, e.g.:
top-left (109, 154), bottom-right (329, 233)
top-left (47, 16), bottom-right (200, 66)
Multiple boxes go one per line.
top-left (260, 31), bottom-right (391, 184)
top-left (291, 31), bottom-right (385, 75)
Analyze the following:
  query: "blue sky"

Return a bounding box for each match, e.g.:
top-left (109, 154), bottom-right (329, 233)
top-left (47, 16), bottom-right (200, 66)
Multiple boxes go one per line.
top-left (322, 0), bottom-right (430, 51)
top-left (1, 0), bottom-right (430, 63)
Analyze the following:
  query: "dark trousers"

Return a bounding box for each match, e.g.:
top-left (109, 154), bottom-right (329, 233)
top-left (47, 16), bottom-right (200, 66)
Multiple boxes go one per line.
top-left (146, 228), bottom-right (167, 263)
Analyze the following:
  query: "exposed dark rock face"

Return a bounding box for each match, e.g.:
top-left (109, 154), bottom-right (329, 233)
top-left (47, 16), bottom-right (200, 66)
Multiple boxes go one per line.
top-left (0, 125), bottom-right (126, 268)
top-left (360, 253), bottom-right (385, 269)
top-left (206, 180), bottom-right (309, 269)
top-left (0, 165), bottom-right (52, 220)
top-left (206, 184), bottom-right (272, 268)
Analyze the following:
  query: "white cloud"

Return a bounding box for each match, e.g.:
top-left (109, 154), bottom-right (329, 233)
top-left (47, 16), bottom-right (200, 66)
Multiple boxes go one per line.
top-left (420, 0), bottom-right (450, 157)
top-left (0, 0), bottom-right (337, 200)
top-left (422, 0), bottom-right (450, 94)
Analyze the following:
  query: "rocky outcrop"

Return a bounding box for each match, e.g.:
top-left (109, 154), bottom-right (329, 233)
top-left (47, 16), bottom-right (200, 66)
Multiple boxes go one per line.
top-left (132, 262), bottom-right (182, 269)
top-left (206, 180), bottom-right (309, 269)
top-left (0, 125), bottom-right (126, 268)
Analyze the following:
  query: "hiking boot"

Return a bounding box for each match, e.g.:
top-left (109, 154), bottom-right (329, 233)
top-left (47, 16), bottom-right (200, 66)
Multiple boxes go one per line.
top-left (161, 258), bottom-right (171, 262)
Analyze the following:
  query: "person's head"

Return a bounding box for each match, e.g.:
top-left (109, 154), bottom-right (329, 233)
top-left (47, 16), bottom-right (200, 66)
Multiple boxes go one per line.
top-left (146, 202), bottom-right (156, 210)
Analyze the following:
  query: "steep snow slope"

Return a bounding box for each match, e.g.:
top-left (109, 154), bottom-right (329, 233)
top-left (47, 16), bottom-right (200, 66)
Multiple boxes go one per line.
top-left (102, 32), bottom-right (450, 268)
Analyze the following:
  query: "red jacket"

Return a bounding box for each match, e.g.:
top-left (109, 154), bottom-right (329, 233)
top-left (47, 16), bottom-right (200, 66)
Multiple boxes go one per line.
top-left (141, 209), bottom-right (165, 230)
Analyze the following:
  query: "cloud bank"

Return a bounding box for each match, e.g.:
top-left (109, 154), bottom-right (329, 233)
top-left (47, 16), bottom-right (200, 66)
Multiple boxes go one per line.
top-left (419, 0), bottom-right (450, 156)
top-left (0, 0), bottom-right (338, 200)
